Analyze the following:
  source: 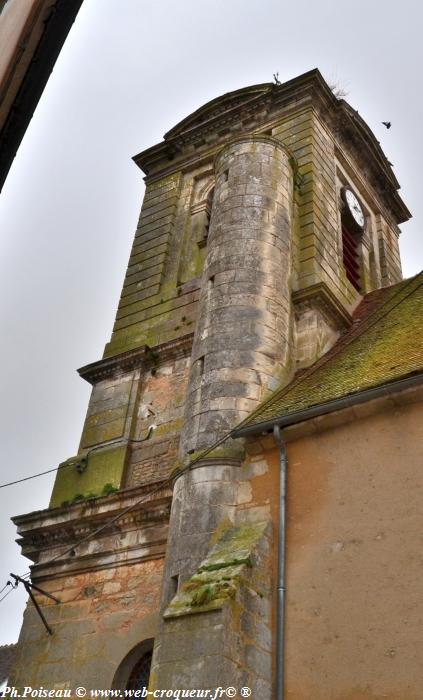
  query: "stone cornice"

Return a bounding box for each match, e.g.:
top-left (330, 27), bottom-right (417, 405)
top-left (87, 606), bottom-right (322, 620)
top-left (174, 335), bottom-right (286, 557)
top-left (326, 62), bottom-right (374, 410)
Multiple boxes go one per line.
top-left (78, 332), bottom-right (194, 385)
top-left (164, 84), bottom-right (272, 140)
top-left (132, 68), bottom-right (409, 226)
top-left (292, 283), bottom-right (353, 330)
top-left (13, 481), bottom-right (172, 580)
top-left (333, 105), bottom-right (410, 225)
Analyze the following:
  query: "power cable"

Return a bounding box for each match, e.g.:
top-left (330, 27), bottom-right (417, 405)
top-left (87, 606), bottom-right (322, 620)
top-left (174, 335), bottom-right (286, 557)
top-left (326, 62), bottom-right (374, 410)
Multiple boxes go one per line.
top-left (8, 424), bottom-right (238, 583)
top-left (0, 433), bottom-right (163, 490)
top-left (0, 582), bottom-right (17, 604)
top-left (0, 273), bottom-right (420, 492)
top-left (2, 272), bottom-right (421, 585)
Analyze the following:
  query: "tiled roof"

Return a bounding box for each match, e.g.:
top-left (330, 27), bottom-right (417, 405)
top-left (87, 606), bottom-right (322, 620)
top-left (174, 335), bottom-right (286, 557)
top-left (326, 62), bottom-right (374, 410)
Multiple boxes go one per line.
top-left (0, 644), bottom-right (16, 684)
top-left (237, 273), bottom-right (423, 431)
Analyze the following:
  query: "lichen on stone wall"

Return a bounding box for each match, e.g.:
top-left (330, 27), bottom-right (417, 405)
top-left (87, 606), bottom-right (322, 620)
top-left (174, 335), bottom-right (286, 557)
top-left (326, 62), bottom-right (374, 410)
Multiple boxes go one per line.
top-left (164, 521), bottom-right (268, 618)
top-left (50, 445), bottom-right (126, 509)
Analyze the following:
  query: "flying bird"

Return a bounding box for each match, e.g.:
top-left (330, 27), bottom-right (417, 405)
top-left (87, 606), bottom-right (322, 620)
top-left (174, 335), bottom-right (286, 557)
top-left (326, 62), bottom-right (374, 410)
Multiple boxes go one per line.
top-left (382, 121), bottom-right (391, 129)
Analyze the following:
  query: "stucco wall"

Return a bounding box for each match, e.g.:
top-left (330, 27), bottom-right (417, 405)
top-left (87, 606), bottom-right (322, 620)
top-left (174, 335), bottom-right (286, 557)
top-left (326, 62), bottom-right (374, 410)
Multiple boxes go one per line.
top-left (263, 398), bottom-right (423, 700)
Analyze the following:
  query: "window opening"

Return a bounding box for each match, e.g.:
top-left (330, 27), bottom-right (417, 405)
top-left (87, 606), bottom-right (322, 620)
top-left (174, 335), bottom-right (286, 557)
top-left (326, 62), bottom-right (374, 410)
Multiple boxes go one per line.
top-left (197, 356), bottom-right (204, 376)
top-left (126, 651), bottom-right (152, 692)
top-left (169, 575), bottom-right (179, 599)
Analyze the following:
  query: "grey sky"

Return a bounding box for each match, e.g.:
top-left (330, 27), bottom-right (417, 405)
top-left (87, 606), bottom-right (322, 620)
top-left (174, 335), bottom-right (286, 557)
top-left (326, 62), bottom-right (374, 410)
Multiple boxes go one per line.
top-left (0, 0), bottom-right (422, 644)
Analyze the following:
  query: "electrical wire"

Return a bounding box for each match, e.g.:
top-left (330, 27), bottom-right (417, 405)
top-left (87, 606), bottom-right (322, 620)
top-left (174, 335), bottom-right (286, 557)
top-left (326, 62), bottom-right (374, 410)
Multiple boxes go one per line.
top-left (0, 462), bottom-right (79, 490)
top-left (2, 272), bottom-right (421, 586)
top-left (0, 434), bottom-right (163, 490)
top-left (0, 583), bottom-right (16, 604)
top-left (8, 423), bottom-right (239, 584)
top-left (1, 273), bottom-right (421, 492)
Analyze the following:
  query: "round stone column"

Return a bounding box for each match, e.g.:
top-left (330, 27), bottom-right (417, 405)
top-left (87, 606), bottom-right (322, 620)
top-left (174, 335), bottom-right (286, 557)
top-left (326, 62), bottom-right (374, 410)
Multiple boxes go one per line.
top-left (181, 135), bottom-right (294, 457)
top-left (157, 136), bottom-right (294, 618)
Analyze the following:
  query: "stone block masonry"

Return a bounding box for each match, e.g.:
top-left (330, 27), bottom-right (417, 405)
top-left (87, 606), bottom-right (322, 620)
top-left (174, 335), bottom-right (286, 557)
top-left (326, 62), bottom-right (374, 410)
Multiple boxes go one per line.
top-left (151, 523), bottom-right (273, 696)
top-left (10, 71), bottom-right (411, 698)
top-left (181, 136), bottom-right (294, 456)
top-left (129, 355), bottom-right (191, 487)
top-left (10, 559), bottom-right (164, 691)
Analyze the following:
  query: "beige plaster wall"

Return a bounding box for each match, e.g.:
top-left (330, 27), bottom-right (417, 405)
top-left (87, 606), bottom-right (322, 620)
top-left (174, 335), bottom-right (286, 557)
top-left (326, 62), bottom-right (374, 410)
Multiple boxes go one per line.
top-left (268, 399), bottom-right (423, 700)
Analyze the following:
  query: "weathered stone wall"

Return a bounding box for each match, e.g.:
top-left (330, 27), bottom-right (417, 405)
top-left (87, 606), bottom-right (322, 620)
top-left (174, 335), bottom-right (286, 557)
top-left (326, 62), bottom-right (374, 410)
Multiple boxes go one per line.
top-left (50, 342), bottom-right (192, 505)
top-left (376, 213), bottom-right (402, 285)
top-left (272, 110), bottom-right (348, 302)
top-left (12, 75), bottom-right (412, 699)
top-left (274, 107), bottom-right (401, 317)
top-left (128, 355), bottom-right (190, 487)
top-left (161, 462), bottom-right (240, 598)
top-left (182, 136), bottom-right (294, 456)
top-left (294, 304), bottom-right (340, 370)
top-left (151, 524), bottom-right (273, 697)
top-left (103, 167), bottom-right (208, 359)
top-left (10, 559), bottom-right (163, 692)
top-left (106, 173), bottom-right (183, 356)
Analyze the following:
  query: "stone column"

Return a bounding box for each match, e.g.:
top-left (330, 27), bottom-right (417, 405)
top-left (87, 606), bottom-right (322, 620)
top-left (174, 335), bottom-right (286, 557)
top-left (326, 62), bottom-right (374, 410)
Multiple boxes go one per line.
top-left (164, 136), bottom-right (294, 585)
top-left (182, 135), bottom-right (294, 457)
top-left (152, 137), bottom-right (294, 697)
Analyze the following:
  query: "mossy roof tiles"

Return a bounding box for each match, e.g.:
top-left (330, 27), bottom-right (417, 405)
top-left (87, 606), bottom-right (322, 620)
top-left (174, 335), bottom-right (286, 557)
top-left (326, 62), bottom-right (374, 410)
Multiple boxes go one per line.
top-left (239, 273), bottom-right (423, 430)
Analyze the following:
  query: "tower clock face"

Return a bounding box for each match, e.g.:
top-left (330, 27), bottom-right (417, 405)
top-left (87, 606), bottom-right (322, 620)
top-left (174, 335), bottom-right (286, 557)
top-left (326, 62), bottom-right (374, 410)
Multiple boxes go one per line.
top-left (343, 188), bottom-right (365, 228)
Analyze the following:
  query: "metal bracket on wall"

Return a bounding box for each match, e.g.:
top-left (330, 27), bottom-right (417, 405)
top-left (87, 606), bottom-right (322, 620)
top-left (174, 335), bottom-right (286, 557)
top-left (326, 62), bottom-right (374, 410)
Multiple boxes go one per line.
top-left (10, 573), bottom-right (61, 635)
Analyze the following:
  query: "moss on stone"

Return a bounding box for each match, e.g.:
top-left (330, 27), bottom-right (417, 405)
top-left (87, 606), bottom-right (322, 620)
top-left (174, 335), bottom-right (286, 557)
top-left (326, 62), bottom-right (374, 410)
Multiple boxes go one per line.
top-left (50, 445), bottom-right (126, 509)
top-left (240, 274), bottom-right (423, 429)
top-left (60, 482), bottom-right (119, 508)
top-left (164, 521), bottom-right (268, 618)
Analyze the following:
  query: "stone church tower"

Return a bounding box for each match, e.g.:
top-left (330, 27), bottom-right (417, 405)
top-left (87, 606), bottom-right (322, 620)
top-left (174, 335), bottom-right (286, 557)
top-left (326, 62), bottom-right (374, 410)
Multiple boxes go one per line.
top-left (10, 69), bottom-right (416, 699)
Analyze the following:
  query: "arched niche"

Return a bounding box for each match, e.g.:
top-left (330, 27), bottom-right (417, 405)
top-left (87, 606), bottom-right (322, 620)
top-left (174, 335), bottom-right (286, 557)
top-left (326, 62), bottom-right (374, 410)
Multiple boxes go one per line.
top-left (191, 176), bottom-right (215, 249)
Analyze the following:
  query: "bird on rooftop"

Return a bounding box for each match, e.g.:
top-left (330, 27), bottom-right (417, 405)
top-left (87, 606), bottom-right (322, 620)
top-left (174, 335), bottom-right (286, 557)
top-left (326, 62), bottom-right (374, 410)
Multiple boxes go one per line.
top-left (382, 121), bottom-right (391, 129)
top-left (273, 72), bottom-right (281, 86)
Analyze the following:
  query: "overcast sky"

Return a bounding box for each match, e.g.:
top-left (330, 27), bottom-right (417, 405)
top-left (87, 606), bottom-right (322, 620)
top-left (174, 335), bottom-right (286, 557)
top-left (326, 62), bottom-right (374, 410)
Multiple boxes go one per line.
top-left (0, 0), bottom-right (422, 644)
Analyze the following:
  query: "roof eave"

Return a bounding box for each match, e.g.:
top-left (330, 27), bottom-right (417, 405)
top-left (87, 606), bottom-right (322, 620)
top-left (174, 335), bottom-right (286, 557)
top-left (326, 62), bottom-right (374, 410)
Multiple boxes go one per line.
top-left (233, 373), bottom-right (423, 437)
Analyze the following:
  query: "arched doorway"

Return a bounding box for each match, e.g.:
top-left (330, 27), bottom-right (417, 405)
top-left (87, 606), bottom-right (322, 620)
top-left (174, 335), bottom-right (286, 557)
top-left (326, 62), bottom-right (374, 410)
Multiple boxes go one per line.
top-left (111, 639), bottom-right (153, 691)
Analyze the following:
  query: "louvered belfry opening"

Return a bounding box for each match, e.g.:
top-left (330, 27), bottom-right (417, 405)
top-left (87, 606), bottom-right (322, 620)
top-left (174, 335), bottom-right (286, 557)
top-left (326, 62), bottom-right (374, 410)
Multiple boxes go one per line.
top-left (342, 222), bottom-right (361, 291)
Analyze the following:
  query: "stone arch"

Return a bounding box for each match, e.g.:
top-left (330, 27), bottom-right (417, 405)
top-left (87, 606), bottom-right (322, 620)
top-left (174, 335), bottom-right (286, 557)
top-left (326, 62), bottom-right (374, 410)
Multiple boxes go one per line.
top-left (196, 177), bottom-right (215, 208)
top-left (111, 638), bottom-right (154, 691)
top-left (190, 175), bottom-right (215, 250)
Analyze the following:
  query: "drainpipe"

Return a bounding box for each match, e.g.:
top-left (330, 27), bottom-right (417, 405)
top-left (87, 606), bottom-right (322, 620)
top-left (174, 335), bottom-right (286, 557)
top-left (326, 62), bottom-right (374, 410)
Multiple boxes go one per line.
top-left (273, 424), bottom-right (287, 700)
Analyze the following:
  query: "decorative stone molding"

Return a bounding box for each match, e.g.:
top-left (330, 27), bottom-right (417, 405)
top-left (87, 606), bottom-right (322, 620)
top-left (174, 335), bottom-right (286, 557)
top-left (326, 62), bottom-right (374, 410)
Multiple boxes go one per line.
top-left (292, 282), bottom-right (353, 331)
top-left (134, 70), bottom-right (409, 227)
top-left (13, 481), bottom-right (172, 580)
top-left (78, 333), bottom-right (194, 385)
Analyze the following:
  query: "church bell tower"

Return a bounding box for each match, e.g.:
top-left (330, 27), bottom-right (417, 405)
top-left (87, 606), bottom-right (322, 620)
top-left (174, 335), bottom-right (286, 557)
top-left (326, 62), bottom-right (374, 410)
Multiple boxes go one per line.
top-left (10, 69), bottom-right (410, 697)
